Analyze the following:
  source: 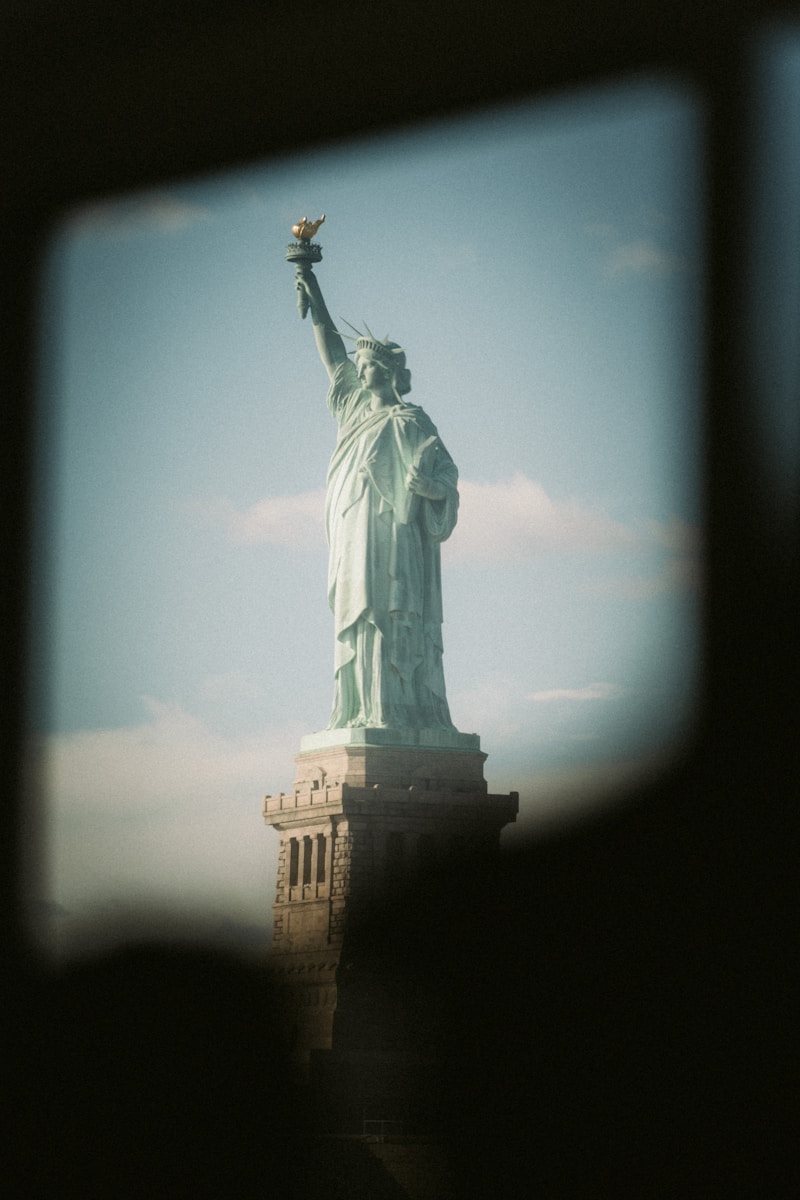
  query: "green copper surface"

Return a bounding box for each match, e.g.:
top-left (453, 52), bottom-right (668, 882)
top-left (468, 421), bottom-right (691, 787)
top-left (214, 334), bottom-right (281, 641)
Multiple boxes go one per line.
top-left (294, 256), bottom-right (461, 732)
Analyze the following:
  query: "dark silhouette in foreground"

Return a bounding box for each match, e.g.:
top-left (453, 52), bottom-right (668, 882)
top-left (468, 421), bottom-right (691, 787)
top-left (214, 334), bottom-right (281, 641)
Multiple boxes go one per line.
top-left (8, 719), bottom-right (796, 1199)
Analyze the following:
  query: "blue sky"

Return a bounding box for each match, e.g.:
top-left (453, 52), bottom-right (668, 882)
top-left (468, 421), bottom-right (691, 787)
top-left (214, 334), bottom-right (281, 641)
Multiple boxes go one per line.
top-left (30, 77), bottom-right (706, 954)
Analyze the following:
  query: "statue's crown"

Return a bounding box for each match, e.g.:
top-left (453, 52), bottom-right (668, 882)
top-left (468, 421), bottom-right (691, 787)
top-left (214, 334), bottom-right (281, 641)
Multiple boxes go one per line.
top-left (340, 321), bottom-right (406, 373)
top-left (355, 336), bottom-right (405, 370)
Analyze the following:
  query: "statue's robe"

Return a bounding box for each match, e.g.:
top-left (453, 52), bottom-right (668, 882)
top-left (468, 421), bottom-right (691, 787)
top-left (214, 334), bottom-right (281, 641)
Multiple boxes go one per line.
top-left (325, 360), bottom-right (459, 730)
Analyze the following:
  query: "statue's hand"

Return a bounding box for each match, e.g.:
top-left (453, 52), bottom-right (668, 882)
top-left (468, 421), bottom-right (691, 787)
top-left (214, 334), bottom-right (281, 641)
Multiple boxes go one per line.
top-left (406, 465), bottom-right (445, 501)
top-left (294, 267), bottom-right (322, 320)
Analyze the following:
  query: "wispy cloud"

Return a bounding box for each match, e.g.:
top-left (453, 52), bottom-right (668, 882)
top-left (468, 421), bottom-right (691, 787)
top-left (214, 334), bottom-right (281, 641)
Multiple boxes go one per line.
top-left (185, 477), bottom-right (699, 593)
top-left (584, 216), bottom-right (686, 280)
top-left (38, 697), bottom-right (300, 820)
top-left (645, 516), bottom-right (701, 554)
top-left (445, 474), bottom-right (638, 564)
top-left (28, 699), bottom-right (305, 955)
top-left (183, 490), bottom-right (326, 548)
top-left (583, 554), bottom-right (702, 599)
top-left (71, 191), bottom-right (212, 239)
top-left (229, 490), bottom-right (326, 546)
top-left (604, 238), bottom-right (684, 278)
top-left (527, 682), bottom-right (624, 703)
top-left (223, 474), bottom-right (637, 561)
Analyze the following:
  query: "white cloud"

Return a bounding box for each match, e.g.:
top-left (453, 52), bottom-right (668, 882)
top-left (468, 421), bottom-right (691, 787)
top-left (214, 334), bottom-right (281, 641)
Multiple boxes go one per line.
top-left (229, 489), bottom-right (326, 546)
top-left (445, 474), bottom-right (638, 564)
top-left (186, 478), bottom-right (699, 589)
top-left (527, 682), bottom-right (624, 703)
top-left (39, 697), bottom-right (300, 819)
top-left (185, 490), bottom-right (326, 548)
top-left (645, 516), bottom-right (701, 554)
top-left (604, 238), bottom-right (684, 278)
top-left (71, 191), bottom-right (212, 238)
top-left (26, 700), bottom-right (304, 955)
top-left (583, 554), bottom-right (702, 599)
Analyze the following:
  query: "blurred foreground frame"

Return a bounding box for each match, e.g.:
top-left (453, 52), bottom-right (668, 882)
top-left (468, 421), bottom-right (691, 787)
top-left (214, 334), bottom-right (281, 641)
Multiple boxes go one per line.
top-left (2, 1), bottom-right (798, 1197)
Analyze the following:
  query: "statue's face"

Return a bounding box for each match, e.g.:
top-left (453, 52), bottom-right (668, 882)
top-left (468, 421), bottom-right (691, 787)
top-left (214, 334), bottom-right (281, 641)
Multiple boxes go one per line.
top-left (357, 355), bottom-right (392, 393)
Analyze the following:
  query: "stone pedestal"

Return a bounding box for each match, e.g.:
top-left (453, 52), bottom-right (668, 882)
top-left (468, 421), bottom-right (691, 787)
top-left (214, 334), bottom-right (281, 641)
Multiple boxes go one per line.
top-left (263, 728), bottom-right (518, 1125)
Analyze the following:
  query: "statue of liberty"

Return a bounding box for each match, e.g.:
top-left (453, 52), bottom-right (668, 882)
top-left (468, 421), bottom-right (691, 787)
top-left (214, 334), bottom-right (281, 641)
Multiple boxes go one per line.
top-left (293, 257), bottom-right (459, 732)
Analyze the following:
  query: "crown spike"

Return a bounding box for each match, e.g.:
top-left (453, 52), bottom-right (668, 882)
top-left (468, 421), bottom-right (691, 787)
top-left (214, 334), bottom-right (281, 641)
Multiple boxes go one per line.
top-left (337, 318), bottom-right (358, 342)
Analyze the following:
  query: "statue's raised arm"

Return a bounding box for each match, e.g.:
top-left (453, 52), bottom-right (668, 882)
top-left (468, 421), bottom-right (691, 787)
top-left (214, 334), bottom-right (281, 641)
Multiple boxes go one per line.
top-left (294, 265), bottom-right (348, 379)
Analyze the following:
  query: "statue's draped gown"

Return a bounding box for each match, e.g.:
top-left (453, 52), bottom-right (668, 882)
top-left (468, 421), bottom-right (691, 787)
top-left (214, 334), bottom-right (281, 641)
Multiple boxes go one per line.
top-left (325, 360), bottom-right (459, 730)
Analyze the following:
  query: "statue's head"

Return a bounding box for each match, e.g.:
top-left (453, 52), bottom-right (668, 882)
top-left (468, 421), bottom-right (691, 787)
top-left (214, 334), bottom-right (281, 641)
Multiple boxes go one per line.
top-left (354, 334), bottom-right (412, 396)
